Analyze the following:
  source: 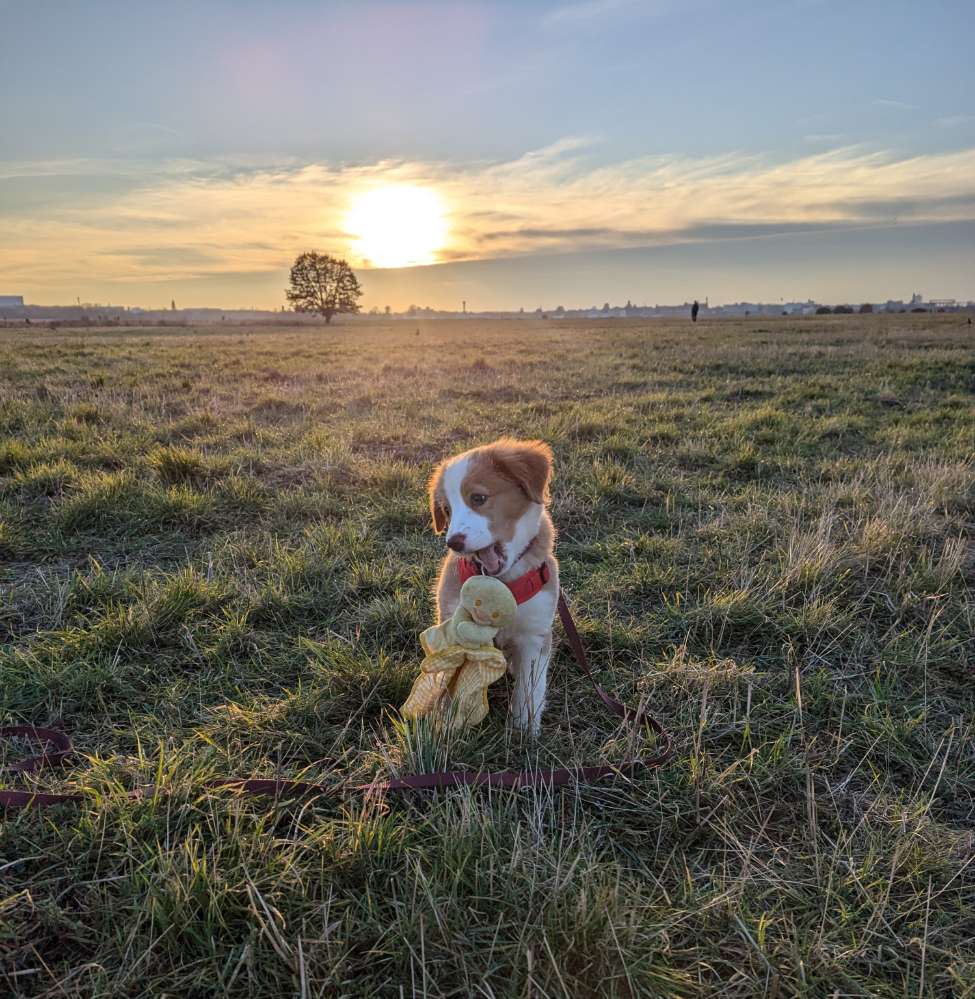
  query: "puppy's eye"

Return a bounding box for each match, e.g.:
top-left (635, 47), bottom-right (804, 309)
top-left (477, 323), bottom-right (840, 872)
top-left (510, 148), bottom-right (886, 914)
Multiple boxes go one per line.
top-left (475, 599), bottom-right (482, 607)
top-left (492, 611), bottom-right (499, 619)
top-left (470, 493), bottom-right (487, 506)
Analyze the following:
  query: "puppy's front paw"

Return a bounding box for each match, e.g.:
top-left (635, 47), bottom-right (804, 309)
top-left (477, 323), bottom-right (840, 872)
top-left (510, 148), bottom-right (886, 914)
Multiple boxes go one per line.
top-left (510, 701), bottom-right (542, 737)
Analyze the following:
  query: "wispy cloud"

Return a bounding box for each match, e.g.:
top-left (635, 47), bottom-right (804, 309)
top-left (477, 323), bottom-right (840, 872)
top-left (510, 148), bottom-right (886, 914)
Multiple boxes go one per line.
top-left (935, 114), bottom-right (975, 128)
top-left (542, 0), bottom-right (635, 25)
top-left (3, 140), bottom-right (975, 296)
top-left (872, 98), bottom-right (918, 111)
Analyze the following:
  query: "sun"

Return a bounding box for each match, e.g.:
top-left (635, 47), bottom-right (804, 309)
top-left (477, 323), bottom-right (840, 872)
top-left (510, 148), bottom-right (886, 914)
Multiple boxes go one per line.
top-left (345, 185), bottom-right (448, 269)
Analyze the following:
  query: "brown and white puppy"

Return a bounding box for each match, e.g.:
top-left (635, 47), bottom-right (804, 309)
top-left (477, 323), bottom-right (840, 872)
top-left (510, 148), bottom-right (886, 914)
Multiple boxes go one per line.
top-left (428, 438), bottom-right (559, 734)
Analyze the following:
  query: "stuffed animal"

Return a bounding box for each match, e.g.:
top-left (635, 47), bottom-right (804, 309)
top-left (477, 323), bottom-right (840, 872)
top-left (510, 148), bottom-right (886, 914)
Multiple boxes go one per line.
top-left (401, 575), bottom-right (517, 729)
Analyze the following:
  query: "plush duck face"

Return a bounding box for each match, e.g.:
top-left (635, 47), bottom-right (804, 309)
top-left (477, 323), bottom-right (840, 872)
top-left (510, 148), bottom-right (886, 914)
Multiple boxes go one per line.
top-left (458, 575), bottom-right (518, 638)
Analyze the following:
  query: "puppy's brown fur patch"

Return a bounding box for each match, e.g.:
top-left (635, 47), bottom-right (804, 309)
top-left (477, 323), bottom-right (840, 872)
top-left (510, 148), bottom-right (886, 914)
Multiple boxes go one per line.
top-left (428, 468), bottom-right (449, 534)
top-left (480, 438), bottom-right (553, 504)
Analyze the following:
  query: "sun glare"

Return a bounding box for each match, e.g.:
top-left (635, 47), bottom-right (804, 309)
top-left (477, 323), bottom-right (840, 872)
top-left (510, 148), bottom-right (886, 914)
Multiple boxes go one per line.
top-left (345, 185), bottom-right (448, 268)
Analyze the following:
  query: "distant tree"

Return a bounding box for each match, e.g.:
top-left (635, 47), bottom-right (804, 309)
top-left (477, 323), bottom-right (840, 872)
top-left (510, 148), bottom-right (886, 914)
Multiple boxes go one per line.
top-left (859, 303), bottom-right (874, 314)
top-left (833, 304), bottom-right (854, 314)
top-left (910, 307), bottom-right (926, 313)
top-left (286, 252), bottom-right (362, 324)
top-left (384, 305), bottom-right (391, 316)
top-left (816, 306), bottom-right (832, 315)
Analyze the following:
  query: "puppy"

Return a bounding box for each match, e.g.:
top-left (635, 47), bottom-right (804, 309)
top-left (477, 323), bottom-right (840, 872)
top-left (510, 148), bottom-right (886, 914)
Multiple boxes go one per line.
top-left (428, 438), bottom-right (559, 734)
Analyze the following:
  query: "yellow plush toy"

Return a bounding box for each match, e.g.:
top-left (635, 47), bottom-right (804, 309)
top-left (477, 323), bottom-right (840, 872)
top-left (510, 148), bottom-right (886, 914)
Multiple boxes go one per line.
top-left (401, 575), bottom-right (518, 729)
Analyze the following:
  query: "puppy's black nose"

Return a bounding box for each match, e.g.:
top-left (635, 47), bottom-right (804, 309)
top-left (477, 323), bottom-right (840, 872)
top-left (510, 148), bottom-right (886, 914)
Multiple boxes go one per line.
top-left (446, 533), bottom-right (467, 552)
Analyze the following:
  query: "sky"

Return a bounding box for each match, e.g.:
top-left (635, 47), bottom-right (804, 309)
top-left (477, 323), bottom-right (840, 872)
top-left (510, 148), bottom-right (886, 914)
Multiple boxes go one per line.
top-left (2, 0), bottom-right (974, 310)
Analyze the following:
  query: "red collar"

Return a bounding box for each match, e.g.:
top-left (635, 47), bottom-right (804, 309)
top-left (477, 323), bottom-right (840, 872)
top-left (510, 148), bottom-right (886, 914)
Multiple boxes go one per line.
top-left (457, 557), bottom-right (551, 605)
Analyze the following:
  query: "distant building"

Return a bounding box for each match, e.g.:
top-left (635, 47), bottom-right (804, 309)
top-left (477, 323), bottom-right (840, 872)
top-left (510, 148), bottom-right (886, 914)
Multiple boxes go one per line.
top-left (0, 295), bottom-right (24, 308)
top-left (782, 300), bottom-right (817, 315)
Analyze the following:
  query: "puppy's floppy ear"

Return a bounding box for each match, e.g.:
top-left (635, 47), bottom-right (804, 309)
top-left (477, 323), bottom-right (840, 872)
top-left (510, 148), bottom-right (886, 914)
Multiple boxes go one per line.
top-left (428, 462), bottom-right (449, 534)
top-left (490, 438), bottom-right (553, 504)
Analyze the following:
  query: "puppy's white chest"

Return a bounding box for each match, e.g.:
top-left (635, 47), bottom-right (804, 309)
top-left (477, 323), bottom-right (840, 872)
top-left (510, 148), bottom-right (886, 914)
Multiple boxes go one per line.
top-left (496, 589), bottom-right (557, 645)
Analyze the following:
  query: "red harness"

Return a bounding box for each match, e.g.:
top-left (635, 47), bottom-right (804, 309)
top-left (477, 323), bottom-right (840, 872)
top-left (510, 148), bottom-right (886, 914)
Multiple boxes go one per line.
top-left (457, 556), bottom-right (551, 604)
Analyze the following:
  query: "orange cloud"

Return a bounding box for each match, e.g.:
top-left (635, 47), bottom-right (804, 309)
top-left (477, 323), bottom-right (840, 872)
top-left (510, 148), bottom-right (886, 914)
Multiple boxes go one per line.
top-left (3, 140), bottom-right (975, 298)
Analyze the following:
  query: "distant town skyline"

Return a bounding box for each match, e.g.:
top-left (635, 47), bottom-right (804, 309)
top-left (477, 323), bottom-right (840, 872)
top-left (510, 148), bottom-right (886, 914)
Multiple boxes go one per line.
top-left (5, 288), bottom-right (970, 323)
top-left (2, 1), bottom-right (974, 309)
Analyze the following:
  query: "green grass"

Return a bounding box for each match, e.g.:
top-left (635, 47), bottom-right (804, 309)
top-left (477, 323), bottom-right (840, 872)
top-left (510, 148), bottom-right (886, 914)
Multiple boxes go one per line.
top-left (1, 315), bottom-right (973, 997)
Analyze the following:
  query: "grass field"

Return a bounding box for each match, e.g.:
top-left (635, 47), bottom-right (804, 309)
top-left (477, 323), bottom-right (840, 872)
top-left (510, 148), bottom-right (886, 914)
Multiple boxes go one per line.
top-left (1, 315), bottom-right (973, 997)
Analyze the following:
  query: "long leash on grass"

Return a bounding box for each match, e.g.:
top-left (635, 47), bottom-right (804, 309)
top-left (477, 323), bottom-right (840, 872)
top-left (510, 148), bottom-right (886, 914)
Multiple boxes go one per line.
top-left (0, 591), bottom-right (672, 810)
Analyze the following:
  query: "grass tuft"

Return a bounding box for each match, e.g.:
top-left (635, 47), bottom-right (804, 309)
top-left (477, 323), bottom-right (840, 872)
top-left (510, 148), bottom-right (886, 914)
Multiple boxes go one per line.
top-left (147, 444), bottom-right (209, 484)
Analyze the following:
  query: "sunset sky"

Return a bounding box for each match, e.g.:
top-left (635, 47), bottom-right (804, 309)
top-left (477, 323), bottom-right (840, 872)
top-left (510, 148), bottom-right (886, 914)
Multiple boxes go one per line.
top-left (2, 0), bottom-right (974, 310)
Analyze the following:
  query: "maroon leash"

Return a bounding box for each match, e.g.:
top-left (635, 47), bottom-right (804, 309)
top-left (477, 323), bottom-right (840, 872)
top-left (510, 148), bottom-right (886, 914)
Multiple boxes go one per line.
top-left (1, 592), bottom-right (672, 810)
